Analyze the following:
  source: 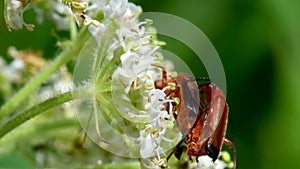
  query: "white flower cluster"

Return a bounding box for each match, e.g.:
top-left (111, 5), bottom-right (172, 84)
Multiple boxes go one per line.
top-left (139, 88), bottom-right (177, 157)
top-left (90, 0), bottom-right (135, 20)
top-left (96, 1), bottom-right (159, 92)
top-left (197, 155), bottom-right (228, 169)
top-left (86, 0), bottom-right (180, 163)
top-left (102, 1), bottom-right (177, 160)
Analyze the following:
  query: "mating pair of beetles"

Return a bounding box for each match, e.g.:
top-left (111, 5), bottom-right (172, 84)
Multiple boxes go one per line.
top-left (154, 66), bottom-right (237, 169)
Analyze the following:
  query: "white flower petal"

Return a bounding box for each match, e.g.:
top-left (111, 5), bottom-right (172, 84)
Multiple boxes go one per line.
top-left (140, 133), bottom-right (155, 158)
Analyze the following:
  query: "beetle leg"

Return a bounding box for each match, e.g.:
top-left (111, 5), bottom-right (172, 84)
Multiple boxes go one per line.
top-left (224, 138), bottom-right (236, 169)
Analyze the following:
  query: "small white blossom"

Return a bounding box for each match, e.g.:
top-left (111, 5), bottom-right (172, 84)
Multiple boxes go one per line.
top-left (89, 0), bottom-right (132, 20)
top-left (1, 47), bottom-right (24, 83)
top-left (140, 129), bottom-right (157, 158)
top-left (149, 89), bottom-right (174, 129)
top-left (197, 155), bottom-right (228, 169)
top-left (48, 2), bottom-right (73, 30)
top-left (5, 0), bottom-right (36, 31)
top-left (6, 0), bottom-right (23, 30)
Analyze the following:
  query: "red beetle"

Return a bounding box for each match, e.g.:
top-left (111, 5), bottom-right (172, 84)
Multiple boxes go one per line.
top-left (154, 70), bottom-right (200, 136)
top-left (154, 68), bottom-right (236, 169)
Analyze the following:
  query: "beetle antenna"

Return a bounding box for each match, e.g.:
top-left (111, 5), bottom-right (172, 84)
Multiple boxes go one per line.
top-left (224, 138), bottom-right (237, 169)
top-left (151, 64), bottom-right (168, 84)
top-left (151, 64), bottom-right (165, 70)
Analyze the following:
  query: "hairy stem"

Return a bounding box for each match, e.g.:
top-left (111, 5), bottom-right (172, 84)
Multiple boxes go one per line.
top-left (0, 119), bottom-right (79, 147)
top-left (0, 91), bottom-right (74, 139)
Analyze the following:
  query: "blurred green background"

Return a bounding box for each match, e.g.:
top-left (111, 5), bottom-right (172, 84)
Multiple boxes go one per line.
top-left (1, 0), bottom-right (300, 169)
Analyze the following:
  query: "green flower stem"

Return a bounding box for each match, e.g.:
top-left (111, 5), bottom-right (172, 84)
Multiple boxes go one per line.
top-left (96, 95), bottom-right (137, 155)
top-left (97, 48), bottom-right (123, 84)
top-left (3, 0), bottom-right (10, 31)
top-left (0, 118), bottom-right (79, 147)
top-left (0, 26), bottom-right (90, 120)
top-left (96, 95), bottom-right (125, 135)
top-left (93, 21), bottom-right (119, 82)
top-left (0, 91), bottom-right (74, 139)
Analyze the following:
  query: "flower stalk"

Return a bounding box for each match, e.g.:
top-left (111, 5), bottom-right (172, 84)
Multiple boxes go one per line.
top-left (0, 91), bottom-right (73, 139)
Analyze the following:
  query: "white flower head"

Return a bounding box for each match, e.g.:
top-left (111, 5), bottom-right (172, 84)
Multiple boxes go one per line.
top-left (104, 8), bottom-right (178, 158)
top-left (73, 0), bottom-right (192, 167)
top-left (197, 153), bottom-right (229, 169)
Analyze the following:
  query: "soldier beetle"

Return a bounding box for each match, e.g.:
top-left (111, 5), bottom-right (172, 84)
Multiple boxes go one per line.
top-left (154, 67), bottom-right (236, 169)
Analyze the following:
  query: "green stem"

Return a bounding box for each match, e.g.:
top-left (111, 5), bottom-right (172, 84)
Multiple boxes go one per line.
top-left (93, 21), bottom-right (119, 81)
top-left (3, 0), bottom-right (10, 31)
top-left (0, 119), bottom-right (79, 147)
top-left (96, 95), bottom-right (137, 154)
top-left (0, 26), bottom-right (90, 120)
top-left (96, 96), bottom-right (124, 134)
top-left (0, 91), bottom-right (74, 139)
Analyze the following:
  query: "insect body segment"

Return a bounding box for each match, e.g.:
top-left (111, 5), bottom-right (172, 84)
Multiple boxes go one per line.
top-left (154, 70), bottom-right (200, 136)
top-left (154, 68), bottom-right (236, 169)
top-left (187, 83), bottom-right (229, 162)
